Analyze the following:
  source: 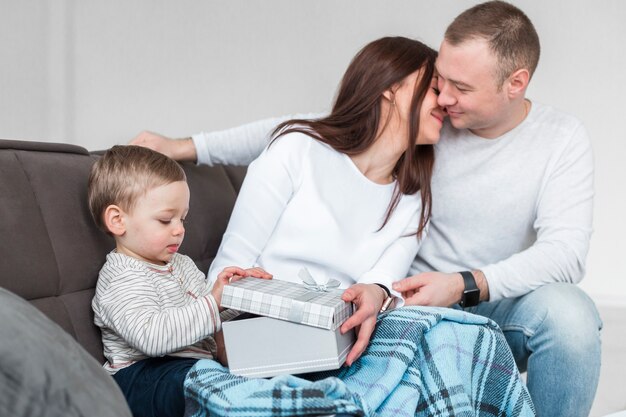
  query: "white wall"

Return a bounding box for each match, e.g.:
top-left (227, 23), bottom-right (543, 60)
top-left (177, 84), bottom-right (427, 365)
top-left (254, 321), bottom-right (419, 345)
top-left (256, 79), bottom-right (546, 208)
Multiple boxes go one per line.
top-left (1, 1), bottom-right (624, 306)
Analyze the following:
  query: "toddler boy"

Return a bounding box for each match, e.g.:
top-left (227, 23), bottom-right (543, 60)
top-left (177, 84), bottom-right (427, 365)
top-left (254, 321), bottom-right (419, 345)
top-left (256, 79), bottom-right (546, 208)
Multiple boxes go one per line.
top-left (88, 145), bottom-right (270, 417)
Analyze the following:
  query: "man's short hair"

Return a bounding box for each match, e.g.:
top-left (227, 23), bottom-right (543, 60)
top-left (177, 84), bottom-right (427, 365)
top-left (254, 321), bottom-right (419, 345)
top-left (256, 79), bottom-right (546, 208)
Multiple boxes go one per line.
top-left (444, 0), bottom-right (540, 87)
top-left (88, 145), bottom-right (186, 233)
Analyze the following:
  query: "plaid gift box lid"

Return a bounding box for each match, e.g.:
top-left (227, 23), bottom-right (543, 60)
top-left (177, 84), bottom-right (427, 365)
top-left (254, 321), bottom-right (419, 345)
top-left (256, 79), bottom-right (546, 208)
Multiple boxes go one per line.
top-left (221, 278), bottom-right (353, 330)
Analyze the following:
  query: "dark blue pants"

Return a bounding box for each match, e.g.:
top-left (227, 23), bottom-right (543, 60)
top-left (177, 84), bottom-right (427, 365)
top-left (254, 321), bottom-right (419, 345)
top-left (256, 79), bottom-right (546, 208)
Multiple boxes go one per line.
top-left (113, 356), bottom-right (199, 417)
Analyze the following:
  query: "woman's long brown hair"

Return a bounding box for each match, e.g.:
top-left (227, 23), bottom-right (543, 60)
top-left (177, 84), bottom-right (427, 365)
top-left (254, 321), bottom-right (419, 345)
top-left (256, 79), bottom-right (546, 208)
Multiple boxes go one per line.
top-left (271, 36), bottom-right (437, 238)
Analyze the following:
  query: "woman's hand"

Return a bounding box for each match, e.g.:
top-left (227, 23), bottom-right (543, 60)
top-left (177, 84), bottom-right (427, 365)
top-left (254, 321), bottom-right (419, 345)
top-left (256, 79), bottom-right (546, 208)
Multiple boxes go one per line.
top-left (339, 283), bottom-right (388, 366)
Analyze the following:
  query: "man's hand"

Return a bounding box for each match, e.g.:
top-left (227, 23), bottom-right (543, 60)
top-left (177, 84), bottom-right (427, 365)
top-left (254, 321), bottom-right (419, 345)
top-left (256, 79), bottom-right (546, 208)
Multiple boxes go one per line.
top-left (129, 131), bottom-right (197, 162)
top-left (340, 283), bottom-right (387, 366)
top-left (392, 271), bottom-right (465, 307)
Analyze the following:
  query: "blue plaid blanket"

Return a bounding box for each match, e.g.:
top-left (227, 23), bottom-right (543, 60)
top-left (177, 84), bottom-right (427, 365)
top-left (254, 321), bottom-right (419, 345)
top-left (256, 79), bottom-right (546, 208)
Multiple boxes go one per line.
top-left (184, 306), bottom-right (535, 416)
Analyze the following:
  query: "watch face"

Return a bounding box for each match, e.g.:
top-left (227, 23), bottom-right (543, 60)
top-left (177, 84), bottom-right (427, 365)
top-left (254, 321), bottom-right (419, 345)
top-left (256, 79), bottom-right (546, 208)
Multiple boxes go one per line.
top-left (463, 288), bottom-right (480, 308)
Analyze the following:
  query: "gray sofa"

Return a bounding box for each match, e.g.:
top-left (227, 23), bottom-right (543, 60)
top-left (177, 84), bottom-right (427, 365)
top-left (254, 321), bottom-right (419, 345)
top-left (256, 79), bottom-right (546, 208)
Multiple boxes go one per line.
top-left (0, 138), bottom-right (247, 416)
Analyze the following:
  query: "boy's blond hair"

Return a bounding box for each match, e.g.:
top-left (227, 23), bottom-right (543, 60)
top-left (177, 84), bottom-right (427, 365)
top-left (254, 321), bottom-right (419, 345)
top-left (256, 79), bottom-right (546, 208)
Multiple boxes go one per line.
top-left (88, 145), bottom-right (186, 233)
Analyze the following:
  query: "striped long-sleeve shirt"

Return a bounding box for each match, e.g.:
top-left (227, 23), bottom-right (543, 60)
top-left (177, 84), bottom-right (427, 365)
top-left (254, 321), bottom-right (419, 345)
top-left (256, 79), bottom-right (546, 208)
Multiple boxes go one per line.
top-left (92, 251), bottom-right (221, 374)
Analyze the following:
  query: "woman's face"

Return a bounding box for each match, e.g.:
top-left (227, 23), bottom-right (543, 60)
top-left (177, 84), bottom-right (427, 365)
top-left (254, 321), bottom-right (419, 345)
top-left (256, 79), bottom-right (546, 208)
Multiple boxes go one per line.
top-left (417, 76), bottom-right (446, 144)
top-left (392, 70), bottom-right (446, 146)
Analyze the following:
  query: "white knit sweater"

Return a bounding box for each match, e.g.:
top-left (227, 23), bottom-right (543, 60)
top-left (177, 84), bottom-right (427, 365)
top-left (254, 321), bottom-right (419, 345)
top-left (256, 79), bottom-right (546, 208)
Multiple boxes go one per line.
top-left (207, 132), bottom-right (423, 295)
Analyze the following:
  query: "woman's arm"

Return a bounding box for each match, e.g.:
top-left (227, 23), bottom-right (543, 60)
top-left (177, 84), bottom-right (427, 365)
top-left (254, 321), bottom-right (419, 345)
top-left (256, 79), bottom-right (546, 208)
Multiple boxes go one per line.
top-left (358, 229), bottom-right (422, 301)
top-left (341, 210), bottom-right (423, 365)
top-left (207, 133), bottom-right (310, 280)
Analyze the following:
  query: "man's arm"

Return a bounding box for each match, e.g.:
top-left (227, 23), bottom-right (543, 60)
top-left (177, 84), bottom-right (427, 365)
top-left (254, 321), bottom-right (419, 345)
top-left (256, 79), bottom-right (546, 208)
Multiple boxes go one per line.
top-left (395, 123), bottom-right (593, 305)
top-left (130, 113), bottom-right (322, 165)
top-left (478, 127), bottom-right (593, 301)
top-left (394, 269), bottom-right (489, 307)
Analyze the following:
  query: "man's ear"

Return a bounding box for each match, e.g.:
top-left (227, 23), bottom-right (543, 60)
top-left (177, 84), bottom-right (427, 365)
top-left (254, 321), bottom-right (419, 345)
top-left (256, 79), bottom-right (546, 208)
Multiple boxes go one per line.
top-left (507, 68), bottom-right (530, 98)
top-left (103, 205), bottom-right (127, 237)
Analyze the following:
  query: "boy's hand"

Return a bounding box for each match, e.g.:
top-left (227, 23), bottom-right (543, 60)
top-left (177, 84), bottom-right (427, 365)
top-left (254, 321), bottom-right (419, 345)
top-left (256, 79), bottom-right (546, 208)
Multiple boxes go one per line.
top-left (242, 267), bottom-right (272, 280)
top-left (212, 266), bottom-right (272, 307)
top-left (214, 330), bottom-right (229, 367)
top-left (212, 266), bottom-right (246, 306)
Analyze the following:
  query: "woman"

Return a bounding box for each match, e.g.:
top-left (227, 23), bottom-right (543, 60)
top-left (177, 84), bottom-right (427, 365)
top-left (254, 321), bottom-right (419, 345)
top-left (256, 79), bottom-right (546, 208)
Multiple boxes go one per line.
top-left (208, 36), bottom-right (444, 364)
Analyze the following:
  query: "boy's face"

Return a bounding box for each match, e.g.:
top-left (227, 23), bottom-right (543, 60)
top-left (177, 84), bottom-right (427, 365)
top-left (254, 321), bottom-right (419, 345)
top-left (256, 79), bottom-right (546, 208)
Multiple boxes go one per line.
top-left (115, 181), bottom-right (190, 265)
top-left (436, 38), bottom-right (512, 138)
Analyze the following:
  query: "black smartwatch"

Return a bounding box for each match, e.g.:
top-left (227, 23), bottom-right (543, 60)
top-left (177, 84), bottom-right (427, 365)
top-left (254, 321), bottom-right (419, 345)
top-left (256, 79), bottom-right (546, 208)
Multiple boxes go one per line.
top-left (459, 271), bottom-right (480, 308)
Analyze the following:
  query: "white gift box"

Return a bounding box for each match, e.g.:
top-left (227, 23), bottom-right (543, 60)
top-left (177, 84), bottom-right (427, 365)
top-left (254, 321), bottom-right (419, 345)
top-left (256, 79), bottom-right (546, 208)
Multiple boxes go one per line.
top-left (221, 277), bottom-right (355, 378)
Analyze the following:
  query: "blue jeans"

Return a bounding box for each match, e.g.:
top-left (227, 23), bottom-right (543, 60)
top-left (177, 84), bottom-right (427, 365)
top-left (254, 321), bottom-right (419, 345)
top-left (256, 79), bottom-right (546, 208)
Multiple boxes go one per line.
top-left (468, 283), bottom-right (602, 417)
top-left (113, 356), bottom-right (199, 417)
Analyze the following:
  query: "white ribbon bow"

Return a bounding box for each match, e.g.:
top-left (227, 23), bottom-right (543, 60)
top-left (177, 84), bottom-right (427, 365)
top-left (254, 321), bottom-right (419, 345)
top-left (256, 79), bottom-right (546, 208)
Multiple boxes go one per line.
top-left (298, 267), bottom-right (340, 292)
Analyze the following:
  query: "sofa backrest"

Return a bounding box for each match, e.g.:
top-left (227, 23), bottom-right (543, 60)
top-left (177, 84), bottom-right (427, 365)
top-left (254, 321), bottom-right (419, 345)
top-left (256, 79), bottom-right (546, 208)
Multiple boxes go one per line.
top-left (0, 139), bottom-right (247, 363)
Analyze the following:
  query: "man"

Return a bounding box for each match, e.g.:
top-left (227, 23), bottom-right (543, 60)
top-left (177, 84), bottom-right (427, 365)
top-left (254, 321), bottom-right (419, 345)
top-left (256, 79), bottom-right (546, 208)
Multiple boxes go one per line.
top-left (131, 2), bottom-right (601, 416)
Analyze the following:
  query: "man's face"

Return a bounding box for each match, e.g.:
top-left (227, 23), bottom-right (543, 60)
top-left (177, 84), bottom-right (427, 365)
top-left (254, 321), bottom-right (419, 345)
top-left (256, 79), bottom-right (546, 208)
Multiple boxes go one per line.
top-left (436, 38), bottom-right (511, 138)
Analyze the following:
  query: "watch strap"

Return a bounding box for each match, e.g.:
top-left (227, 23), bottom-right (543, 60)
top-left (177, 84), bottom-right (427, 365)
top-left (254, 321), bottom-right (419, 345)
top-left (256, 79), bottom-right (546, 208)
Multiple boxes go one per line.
top-left (374, 283), bottom-right (393, 313)
top-left (459, 271), bottom-right (480, 308)
top-left (374, 283), bottom-right (391, 297)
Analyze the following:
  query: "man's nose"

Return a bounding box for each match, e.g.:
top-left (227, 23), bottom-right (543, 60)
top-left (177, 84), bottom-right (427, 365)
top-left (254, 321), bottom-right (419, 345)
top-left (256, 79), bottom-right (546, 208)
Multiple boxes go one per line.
top-left (437, 85), bottom-right (456, 108)
top-left (436, 77), bottom-right (456, 107)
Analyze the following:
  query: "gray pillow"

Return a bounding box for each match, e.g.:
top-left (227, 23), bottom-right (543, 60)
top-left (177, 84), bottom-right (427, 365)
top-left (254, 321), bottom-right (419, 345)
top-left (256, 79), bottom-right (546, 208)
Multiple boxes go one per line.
top-left (0, 288), bottom-right (131, 417)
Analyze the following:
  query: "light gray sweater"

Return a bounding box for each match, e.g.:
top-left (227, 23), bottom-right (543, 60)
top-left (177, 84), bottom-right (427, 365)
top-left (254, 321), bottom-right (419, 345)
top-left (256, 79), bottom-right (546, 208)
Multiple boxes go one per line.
top-left (193, 102), bottom-right (593, 301)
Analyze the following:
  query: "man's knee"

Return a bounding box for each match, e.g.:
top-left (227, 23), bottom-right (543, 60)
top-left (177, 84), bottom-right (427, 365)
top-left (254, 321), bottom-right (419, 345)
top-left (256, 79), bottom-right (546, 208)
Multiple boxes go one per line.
top-left (527, 283), bottom-right (602, 351)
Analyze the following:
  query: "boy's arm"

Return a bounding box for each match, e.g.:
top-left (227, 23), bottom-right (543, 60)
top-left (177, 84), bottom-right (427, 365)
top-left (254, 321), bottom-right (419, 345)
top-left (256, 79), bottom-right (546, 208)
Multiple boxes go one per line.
top-left (96, 270), bottom-right (222, 357)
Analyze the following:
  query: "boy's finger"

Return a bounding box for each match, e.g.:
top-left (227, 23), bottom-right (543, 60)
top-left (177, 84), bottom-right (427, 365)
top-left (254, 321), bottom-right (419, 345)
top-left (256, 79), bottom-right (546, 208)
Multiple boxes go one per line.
top-left (246, 267), bottom-right (273, 278)
top-left (224, 266), bottom-right (248, 276)
top-left (229, 274), bottom-right (245, 283)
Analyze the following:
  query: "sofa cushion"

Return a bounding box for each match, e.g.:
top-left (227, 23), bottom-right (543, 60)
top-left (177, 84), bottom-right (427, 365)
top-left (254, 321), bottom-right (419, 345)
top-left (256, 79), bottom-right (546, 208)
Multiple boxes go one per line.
top-left (0, 287), bottom-right (132, 417)
top-left (0, 141), bottom-right (112, 361)
top-left (0, 139), bottom-right (247, 363)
